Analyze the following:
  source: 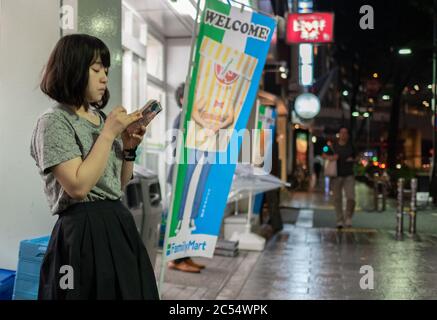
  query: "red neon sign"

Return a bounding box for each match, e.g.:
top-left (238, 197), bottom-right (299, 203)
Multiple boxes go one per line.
top-left (286, 12), bottom-right (334, 44)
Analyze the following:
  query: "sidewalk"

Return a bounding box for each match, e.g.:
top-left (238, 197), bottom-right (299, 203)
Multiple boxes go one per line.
top-left (281, 183), bottom-right (437, 234)
top-left (156, 225), bottom-right (437, 299)
top-left (155, 183), bottom-right (437, 300)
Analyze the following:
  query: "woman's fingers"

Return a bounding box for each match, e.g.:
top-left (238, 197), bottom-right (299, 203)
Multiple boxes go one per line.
top-left (132, 133), bottom-right (143, 140)
top-left (126, 110), bottom-right (143, 124)
top-left (138, 125), bottom-right (147, 135)
top-left (113, 105), bottom-right (127, 114)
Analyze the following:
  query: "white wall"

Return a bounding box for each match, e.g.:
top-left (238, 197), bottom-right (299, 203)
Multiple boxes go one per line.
top-left (0, 0), bottom-right (60, 270)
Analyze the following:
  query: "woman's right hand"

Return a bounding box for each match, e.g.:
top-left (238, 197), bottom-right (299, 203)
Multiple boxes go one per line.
top-left (102, 106), bottom-right (143, 140)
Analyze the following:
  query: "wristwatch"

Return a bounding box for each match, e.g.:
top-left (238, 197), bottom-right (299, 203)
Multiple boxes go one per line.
top-left (123, 146), bottom-right (138, 161)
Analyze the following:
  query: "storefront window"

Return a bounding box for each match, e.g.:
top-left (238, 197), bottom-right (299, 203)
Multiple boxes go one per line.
top-left (145, 82), bottom-right (166, 147)
top-left (147, 34), bottom-right (164, 81)
top-left (131, 54), bottom-right (140, 110)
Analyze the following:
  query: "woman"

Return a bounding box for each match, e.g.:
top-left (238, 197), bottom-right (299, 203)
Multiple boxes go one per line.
top-left (30, 34), bottom-right (159, 300)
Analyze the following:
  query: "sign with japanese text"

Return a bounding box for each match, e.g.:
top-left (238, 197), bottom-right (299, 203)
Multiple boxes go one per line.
top-left (286, 12), bottom-right (334, 43)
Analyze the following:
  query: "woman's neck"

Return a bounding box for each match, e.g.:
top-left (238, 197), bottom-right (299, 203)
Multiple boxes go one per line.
top-left (75, 105), bottom-right (92, 115)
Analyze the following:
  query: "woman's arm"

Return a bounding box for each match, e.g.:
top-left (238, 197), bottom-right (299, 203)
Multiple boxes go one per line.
top-left (52, 106), bottom-right (142, 200)
top-left (121, 160), bottom-right (134, 189)
top-left (120, 124), bottom-right (147, 189)
top-left (52, 131), bottom-right (118, 199)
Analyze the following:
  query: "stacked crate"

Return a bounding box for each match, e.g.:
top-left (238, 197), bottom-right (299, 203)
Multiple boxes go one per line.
top-left (0, 269), bottom-right (16, 300)
top-left (13, 236), bottom-right (50, 300)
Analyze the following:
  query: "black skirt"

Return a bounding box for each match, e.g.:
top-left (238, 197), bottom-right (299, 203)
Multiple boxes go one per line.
top-left (38, 200), bottom-right (160, 300)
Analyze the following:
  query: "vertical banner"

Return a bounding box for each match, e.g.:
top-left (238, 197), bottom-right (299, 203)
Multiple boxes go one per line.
top-left (253, 104), bottom-right (277, 214)
top-left (165, 0), bottom-right (276, 261)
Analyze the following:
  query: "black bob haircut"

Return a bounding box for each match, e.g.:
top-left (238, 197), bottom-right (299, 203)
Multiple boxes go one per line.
top-left (40, 34), bottom-right (111, 110)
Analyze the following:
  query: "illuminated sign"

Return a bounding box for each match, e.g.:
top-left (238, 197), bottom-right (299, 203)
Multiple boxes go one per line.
top-left (286, 12), bottom-right (334, 43)
top-left (294, 93), bottom-right (320, 119)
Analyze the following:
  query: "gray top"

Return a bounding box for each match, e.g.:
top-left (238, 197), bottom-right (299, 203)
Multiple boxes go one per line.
top-left (30, 104), bottom-right (124, 215)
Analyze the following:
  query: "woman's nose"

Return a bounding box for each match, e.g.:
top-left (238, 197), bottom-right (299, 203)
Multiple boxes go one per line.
top-left (101, 73), bottom-right (108, 83)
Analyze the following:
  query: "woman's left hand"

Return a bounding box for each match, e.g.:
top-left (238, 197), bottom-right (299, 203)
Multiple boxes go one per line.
top-left (121, 125), bottom-right (147, 149)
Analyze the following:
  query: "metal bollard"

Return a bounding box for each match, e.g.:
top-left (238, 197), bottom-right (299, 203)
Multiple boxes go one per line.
top-left (409, 178), bottom-right (417, 234)
top-left (373, 173), bottom-right (379, 211)
top-left (373, 173), bottom-right (387, 212)
top-left (396, 178), bottom-right (404, 239)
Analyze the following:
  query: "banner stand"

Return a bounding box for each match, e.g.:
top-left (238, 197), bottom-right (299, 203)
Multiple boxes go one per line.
top-left (229, 102), bottom-right (266, 251)
top-left (229, 191), bottom-right (266, 251)
top-left (159, 0), bottom-right (277, 296)
top-left (157, 0), bottom-right (202, 298)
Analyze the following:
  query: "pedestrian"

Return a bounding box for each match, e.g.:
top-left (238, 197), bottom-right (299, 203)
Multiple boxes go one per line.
top-left (30, 34), bottom-right (159, 299)
top-left (313, 155), bottom-right (323, 188)
top-left (166, 83), bottom-right (206, 273)
top-left (322, 127), bottom-right (356, 229)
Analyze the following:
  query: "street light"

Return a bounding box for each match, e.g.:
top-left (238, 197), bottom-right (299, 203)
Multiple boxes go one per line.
top-left (398, 48), bottom-right (412, 55)
top-left (382, 95), bottom-right (390, 100)
top-left (363, 112), bottom-right (370, 118)
top-left (342, 90), bottom-right (349, 96)
top-left (352, 111), bottom-right (359, 117)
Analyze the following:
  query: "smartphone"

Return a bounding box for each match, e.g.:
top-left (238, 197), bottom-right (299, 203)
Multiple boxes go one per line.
top-left (126, 99), bottom-right (162, 134)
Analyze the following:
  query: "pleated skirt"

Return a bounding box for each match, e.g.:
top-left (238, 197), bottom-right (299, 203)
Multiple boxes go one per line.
top-left (38, 200), bottom-right (160, 300)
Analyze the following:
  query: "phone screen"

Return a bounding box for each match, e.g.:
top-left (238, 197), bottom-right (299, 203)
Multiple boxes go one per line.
top-left (141, 100), bottom-right (162, 123)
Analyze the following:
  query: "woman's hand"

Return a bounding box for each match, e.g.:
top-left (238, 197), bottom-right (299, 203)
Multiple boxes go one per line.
top-left (121, 125), bottom-right (147, 150)
top-left (102, 106), bottom-right (143, 140)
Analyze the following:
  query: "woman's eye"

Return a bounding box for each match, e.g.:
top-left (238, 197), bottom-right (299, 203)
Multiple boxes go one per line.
top-left (92, 68), bottom-right (99, 73)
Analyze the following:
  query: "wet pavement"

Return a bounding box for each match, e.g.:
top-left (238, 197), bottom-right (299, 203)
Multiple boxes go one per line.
top-left (158, 184), bottom-right (437, 300)
top-left (236, 225), bottom-right (437, 299)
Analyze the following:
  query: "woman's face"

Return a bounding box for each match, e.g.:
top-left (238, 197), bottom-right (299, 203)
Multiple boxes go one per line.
top-left (85, 56), bottom-right (108, 104)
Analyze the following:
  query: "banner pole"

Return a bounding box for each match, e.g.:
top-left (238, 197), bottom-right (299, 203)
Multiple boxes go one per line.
top-left (158, 0), bottom-right (202, 298)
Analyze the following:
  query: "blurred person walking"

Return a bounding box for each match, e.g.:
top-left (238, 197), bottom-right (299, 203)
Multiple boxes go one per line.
top-left (323, 127), bottom-right (356, 229)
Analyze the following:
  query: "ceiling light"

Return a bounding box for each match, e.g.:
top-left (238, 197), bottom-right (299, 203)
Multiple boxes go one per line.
top-left (398, 48), bottom-right (412, 55)
top-left (167, 0), bottom-right (197, 20)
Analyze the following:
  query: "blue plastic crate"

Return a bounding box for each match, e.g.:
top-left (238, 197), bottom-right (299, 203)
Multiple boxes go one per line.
top-left (12, 290), bottom-right (37, 301)
top-left (0, 269), bottom-right (16, 300)
top-left (18, 236), bottom-right (50, 262)
top-left (12, 235), bottom-right (50, 301)
top-left (13, 273), bottom-right (39, 299)
top-left (16, 259), bottom-right (44, 278)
